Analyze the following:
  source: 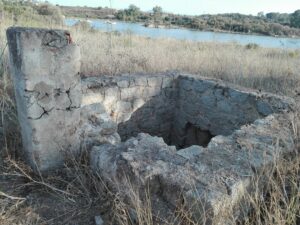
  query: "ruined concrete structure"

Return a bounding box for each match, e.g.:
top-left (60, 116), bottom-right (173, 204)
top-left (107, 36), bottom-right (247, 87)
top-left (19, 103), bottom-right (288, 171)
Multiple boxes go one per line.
top-left (82, 74), bottom-right (294, 148)
top-left (7, 27), bottom-right (298, 222)
top-left (7, 27), bottom-right (81, 171)
top-left (85, 74), bottom-right (296, 222)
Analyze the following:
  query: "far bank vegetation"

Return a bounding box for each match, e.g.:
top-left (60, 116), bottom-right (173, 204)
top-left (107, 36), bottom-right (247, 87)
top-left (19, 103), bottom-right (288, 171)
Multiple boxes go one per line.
top-left (60, 4), bottom-right (300, 38)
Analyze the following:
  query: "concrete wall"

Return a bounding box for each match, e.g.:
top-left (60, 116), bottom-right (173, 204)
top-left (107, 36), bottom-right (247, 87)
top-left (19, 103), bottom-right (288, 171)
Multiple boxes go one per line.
top-left (7, 27), bottom-right (81, 172)
top-left (172, 75), bottom-right (295, 148)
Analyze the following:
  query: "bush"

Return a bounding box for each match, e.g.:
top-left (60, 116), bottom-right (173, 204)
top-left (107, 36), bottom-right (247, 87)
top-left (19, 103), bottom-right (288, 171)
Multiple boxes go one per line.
top-left (245, 43), bottom-right (260, 49)
top-left (288, 50), bottom-right (300, 58)
top-left (74, 20), bottom-right (92, 31)
top-left (34, 3), bottom-right (63, 24)
top-left (290, 10), bottom-right (300, 28)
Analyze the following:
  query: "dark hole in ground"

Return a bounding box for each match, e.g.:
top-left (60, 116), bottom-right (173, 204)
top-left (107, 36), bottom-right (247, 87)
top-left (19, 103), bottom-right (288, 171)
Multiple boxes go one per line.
top-left (116, 89), bottom-right (217, 150)
top-left (116, 76), bottom-right (281, 151)
top-left (178, 122), bottom-right (215, 149)
top-left (118, 107), bottom-right (215, 150)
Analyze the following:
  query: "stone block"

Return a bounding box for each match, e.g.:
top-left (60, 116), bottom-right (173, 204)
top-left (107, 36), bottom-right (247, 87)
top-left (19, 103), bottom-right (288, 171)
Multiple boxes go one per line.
top-left (142, 86), bottom-right (161, 98)
top-left (117, 79), bottom-right (130, 88)
top-left (120, 87), bottom-right (139, 100)
top-left (134, 76), bottom-right (148, 86)
top-left (147, 76), bottom-right (162, 87)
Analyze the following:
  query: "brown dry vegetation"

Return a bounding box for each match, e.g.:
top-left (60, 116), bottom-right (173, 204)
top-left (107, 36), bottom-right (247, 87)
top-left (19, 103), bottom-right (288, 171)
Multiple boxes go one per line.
top-left (73, 27), bottom-right (300, 97)
top-left (0, 9), bottom-right (300, 225)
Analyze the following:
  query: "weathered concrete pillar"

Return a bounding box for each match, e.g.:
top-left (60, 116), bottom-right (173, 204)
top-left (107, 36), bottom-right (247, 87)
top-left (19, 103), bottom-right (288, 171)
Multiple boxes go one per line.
top-left (7, 27), bottom-right (81, 172)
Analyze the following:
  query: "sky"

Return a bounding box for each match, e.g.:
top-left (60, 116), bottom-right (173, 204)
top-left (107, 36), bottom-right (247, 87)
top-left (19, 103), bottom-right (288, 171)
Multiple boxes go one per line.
top-left (48, 0), bottom-right (300, 15)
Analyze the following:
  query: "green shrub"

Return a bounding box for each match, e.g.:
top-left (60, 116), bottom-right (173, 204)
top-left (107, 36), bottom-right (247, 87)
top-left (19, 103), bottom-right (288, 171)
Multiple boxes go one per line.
top-left (288, 50), bottom-right (300, 58)
top-left (34, 3), bottom-right (63, 24)
top-left (245, 43), bottom-right (260, 49)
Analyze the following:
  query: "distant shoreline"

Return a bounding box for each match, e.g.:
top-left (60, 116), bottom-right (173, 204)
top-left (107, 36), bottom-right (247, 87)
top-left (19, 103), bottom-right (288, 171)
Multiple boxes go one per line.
top-left (67, 17), bottom-right (300, 40)
top-left (60, 5), bottom-right (300, 39)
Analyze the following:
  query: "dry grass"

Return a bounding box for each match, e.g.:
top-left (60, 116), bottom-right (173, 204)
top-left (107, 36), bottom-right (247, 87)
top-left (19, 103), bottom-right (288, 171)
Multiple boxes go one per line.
top-left (1, 12), bottom-right (300, 97)
top-left (0, 11), bottom-right (299, 225)
top-left (101, 155), bottom-right (300, 225)
top-left (73, 28), bottom-right (300, 97)
top-left (243, 157), bottom-right (300, 225)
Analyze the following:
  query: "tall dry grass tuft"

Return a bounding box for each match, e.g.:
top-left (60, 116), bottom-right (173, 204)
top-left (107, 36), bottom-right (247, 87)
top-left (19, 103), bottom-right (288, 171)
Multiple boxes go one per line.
top-left (105, 155), bottom-right (300, 225)
top-left (241, 157), bottom-right (300, 225)
top-left (0, 28), bottom-right (19, 160)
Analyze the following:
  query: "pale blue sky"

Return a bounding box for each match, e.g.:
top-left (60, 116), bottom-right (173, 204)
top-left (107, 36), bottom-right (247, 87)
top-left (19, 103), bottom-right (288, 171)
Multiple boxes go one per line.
top-left (48, 0), bottom-right (300, 15)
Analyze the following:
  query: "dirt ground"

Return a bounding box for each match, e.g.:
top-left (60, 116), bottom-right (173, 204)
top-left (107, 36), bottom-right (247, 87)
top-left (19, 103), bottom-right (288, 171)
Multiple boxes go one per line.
top-left (0, 157), bottom-right (113, 225)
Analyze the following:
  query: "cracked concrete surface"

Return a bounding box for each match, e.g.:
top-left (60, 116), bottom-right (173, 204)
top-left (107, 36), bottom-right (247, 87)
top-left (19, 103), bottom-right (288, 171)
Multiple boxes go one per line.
top-left (7, 27), bottom-right (81, 171)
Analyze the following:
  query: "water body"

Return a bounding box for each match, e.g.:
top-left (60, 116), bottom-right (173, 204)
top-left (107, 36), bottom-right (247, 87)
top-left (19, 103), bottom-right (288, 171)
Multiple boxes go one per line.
top-left (65, 18), bottom-right (300, 49)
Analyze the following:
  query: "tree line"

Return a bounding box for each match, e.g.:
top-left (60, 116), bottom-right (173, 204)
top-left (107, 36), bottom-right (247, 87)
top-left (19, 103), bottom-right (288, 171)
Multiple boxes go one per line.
top-left (115, 5), bottom-right (300, 37)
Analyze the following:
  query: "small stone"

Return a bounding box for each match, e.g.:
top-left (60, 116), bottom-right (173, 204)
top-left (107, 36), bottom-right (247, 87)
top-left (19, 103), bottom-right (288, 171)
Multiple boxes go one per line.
top-left (94, 215), bottom-right (104, 225)
top-left (120, 87), bottom-right (138, 100)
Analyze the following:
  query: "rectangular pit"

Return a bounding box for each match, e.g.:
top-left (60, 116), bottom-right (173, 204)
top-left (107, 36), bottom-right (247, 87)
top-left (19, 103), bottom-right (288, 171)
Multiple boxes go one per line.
top-left (82, 74), bottom-right (294, 150)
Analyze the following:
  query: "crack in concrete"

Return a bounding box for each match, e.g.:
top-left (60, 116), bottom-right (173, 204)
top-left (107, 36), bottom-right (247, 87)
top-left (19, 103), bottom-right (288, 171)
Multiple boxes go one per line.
top-left (65, 87), bottom-right (73, 111)
top-left (28, 102), bottom-right (54, 120)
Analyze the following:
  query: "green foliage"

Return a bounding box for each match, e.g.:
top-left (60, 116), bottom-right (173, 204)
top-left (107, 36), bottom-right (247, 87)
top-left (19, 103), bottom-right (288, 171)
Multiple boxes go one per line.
top-left (2, 1), bottom-right (25, 16)
top-left (0, 1), bottom-right (63, 25)
top-left (257, 11), bottom-right (264, 18)
top-left (290, 10), bottom-right (300, 28)
top-left (116, 4), bottom-right (141, 21)
top-left (153, 6), bottom-right (162, 15)
top-left (288, 50), bottom-right (300, 58)
top-left (61, 3), bottom-right (300, 37)
top-left (266, 12), bottom-right (291, 25)
top-left (34, 3), bottom-right (63, 24)
top-left (160, 13), bottom-right (300, 37)
top-left (35, 3), bottom-right (58, 16)
top-left (245, 43), bottom-right (260, 50)
top-left (153, 6), bottom-right (163, 24)
top-left (128, 4), bottom-right (140, 16)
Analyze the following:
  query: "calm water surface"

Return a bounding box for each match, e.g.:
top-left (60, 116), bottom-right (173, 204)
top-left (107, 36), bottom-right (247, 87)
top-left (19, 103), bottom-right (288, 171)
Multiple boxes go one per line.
top-left (65, 18), bottom-right (300, 49)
